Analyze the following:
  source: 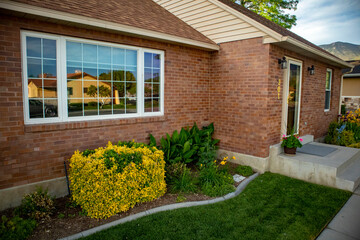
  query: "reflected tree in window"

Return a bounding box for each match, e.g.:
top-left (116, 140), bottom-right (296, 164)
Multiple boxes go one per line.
top-left (87, 85), bottom-right (111, 108)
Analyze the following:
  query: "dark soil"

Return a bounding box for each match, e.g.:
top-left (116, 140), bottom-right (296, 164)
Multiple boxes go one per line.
top-left (1, 162), bottom-right (245, 240)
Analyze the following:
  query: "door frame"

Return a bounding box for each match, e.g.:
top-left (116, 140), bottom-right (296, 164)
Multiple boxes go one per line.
top-left (281, 57), bottom-right (303, 136)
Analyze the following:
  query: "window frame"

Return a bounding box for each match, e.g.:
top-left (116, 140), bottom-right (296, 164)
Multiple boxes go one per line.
top-left (21, 31), bottom-right (165, 125)
top-left (324, 68), bottom-right (332, 112)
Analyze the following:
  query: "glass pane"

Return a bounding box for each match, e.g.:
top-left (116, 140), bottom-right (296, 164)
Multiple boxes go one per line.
top-left (29, 99), bottom-right (43, 118)
top-left (84, 100), bottom-right (98, 116)
top-left (126, 50), bottom-right (137, 66)
top-left (44, 99), bottom-right (58, 118)
top-left (153, 54), bottom-right (160, 68)
top-left (112, 48), bottom-right (125, 65)
top-left (27, 58), bottom-right (41, 78)
top-left (144, 68), bottom-right (152, 82)
top-left (98, 83), bottom-right (111, 104)
top-left (113, 98), bottom-right (125, 114)
top-left (43, 80), bottom-right (57, 98)
top-left (99, 99), bottom-right (112, 115)
top-left (83, 62), bottom-right (97, 79)
top-left (98, 46), bottom-right (111, 64)
top-left (112, 67), bottom-right (125, 81)
top-left (153, 68), bottom-right (160, 83)
top-left (26, 37), bottom-right (41, 58)
top-left (113, 82), bottom-right (125, 98)
top-left (83, 81), bottom-right (98, 98)
top-left (126, 82), bottom-right (136, 97)
top-left (43, 39), bottom-right (56, 59)
top-left (144, 83), bottom-right (152, 98)
top-left (67, 80), bottom-right (82, 98)
top-left (144, 98), bottom-right (152, 112)
top-left (153, 83), bottom-right (159, 98)
top-left (325, 91), bottom-right (331, 110)
top-left (43, 59), bottom-right (56, 78)
top-left (83, 44), bottom-right (97, 63)
top-left (98, 66), bottom-right (111, 80)
top-left (287, 63), bottom-right (301, 135)
top-left (67, 61), bottom-right (82, 78)
top-left (126, 67), bottom-right (137, 82)
top-left (68, 99), bottom-right (83, 117)
top-left (326, 71), bottom-right (331, 90)
top-left (144, 52), bottom-right (152, 68)
top-left (66, 42), bottom-right (82, 61)
top-left (28, 79), bottom-right (43, 98)
top-left (153, 98), bottom-right (160, 112)
top-left (126, 98), bottom-right (137, 113)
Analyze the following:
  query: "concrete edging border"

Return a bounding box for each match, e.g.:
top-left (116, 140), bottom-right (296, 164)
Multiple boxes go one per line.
top-left (59, 172), bottom-right (260, 240)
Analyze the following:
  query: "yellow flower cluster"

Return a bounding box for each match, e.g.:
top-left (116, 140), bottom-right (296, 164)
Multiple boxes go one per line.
top-left (341, 108), bottom-right (360, 125)
top-left (69, 142), bottom-right (166, 219)
top-left (220, 156), bottom-right (235, 165)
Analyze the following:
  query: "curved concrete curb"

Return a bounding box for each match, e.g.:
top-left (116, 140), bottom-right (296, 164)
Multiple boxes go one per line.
top-left (59, 173), bottom-right (260, 240)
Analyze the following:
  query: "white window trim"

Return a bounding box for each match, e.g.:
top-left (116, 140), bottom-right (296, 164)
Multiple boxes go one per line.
top-left (324, 68), bottom-right (332, 112)
top-left (21, 30), bottom-right (165, 125)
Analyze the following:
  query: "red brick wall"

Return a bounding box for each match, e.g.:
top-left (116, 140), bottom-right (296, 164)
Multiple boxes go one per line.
top-left (210, 39), bottom-right (342, 158)
top-left (269, 44), bottom-right (341, 140)
top-left (0, 15), bottom-right (211, 189)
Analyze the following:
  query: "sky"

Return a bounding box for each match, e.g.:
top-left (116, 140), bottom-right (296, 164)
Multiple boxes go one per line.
top-left (286, 0), bottom-right (360, 45)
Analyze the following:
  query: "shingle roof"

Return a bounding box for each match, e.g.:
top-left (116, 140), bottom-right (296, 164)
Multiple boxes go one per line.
top-left (343, 64), bottom-right (360, 75)
top-left (12, 0), bottom-right (215, 45)
top-left (217, 0), bottom-right (342, 60)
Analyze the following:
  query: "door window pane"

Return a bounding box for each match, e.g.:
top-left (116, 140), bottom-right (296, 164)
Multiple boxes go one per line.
top-left (287, 63), bottom-right (301, 135)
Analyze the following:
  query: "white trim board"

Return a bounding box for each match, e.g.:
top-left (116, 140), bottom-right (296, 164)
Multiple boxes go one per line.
top-left (0, 0), bottom-right (219, 51)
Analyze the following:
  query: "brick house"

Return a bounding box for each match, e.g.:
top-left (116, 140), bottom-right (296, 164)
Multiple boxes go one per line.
top-left (0, 0), bottom-right (352, 210)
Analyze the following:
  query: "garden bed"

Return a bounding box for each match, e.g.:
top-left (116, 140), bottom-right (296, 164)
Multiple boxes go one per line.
top-left (0, 162), bottom-right (246, 240)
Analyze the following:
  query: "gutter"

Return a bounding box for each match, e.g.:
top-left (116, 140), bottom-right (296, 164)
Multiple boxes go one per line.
top-left (344, 73), bottom-right (360, 77)
top-left (0, 0), bottom-right (219, 51)
top-left (281, 36), bottom-right (353, 68)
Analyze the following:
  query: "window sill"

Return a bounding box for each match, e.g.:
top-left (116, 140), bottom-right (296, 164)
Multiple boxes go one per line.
top-left (24, 115), bottom-right (167, 133)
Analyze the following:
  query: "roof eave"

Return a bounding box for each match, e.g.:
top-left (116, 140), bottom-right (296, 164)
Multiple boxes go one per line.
top-left (278, 36), bottom-right (353, 69)
top-left (0, 0), bottom-right (219, 51)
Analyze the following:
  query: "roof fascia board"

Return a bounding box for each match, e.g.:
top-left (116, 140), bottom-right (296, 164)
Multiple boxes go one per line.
top-left (207, 0), bottom-right (283, 41)
top-left (0, 0), bottom-right (219, 51)
top-left (283, 36), bottom-right (353, 68)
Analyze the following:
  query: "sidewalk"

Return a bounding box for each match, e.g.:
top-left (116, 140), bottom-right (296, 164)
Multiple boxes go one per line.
top-left (317, 186), bottom-right (360, 240)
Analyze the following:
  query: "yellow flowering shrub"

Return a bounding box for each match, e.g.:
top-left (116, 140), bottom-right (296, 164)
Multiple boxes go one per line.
top-left (340, 108), bottom-right (360, 125)
top-left (69, 142), bottom-right (166, 219)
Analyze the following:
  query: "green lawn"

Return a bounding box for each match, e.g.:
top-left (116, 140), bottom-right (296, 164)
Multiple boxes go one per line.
top-left (83, 173), bottom-right (351, 240)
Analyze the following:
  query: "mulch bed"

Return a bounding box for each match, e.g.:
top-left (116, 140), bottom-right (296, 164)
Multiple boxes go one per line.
top-left (1, 162), bottom-right (244, 240)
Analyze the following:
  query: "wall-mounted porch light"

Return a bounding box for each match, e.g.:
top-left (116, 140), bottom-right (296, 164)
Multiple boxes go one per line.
top-left (278, 57), bottom-right (287, 69)
top-left (308, 65), bottom-right (315, 75)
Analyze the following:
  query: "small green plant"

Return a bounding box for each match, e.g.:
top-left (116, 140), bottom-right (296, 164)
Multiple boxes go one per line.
top-left (199, 163), bottom-right (234, 197)
top-left (281, 131), bottom-right (303, 148)
top-left (339, 130), bottom-right (355, 146)
top-left (235, 165), bottom-right (253, 177)
top-left (68, 213), bottom-right (76, 218)
top-left (325, 121), bottom-right (340, 144)
top-left (201, 182), bottom-right (235, 197)
top-left (57, 213), bottom-right (65, 219)
top-left (176, 195), bottom-right (187, 203)
top-left (0, 215), bottom-right (36, 240)
top-left (15, 187), bottom-right (54, 221)
top-left (166, 163), bottom-right (197, 193)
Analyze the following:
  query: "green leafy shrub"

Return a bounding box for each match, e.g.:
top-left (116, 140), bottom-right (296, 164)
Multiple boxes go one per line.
top-left (347, 142), bottom-right (360, 148)
top-left (235, 165), bottom-right (253, 177)
top-left (165, 163), bottom-right (197, 193)
top-left (281, 131), bottom-right (303, 148)
top-left (15, 187), bottom-right (54, 221)
top-left (150, 123), bottom-right (219, 166)
top-left (69, 142), bottom-right (166, 219)
top-left (339, 130), bottom-right (355, 146)
top-left (325, 121), bottom-right (340, 144)
top-left (345, 122), bottom-right (360, 142)
top-left (199, 164), bottom-right (235, 197)
top-left (0, 215), bottom-right (36, 240)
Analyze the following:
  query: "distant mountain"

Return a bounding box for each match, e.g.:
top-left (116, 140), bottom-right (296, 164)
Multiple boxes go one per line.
top-left (319, 42), bottom-right (360, 61)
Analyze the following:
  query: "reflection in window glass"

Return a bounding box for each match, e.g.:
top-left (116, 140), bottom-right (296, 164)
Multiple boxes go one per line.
top-left (325, 69), bottom-right (332, 110)
top-left (66, 41), bottom-right (138, 117)
top-left (144, 52), bottom-right (161, 113)
top-left (26, 36), bottom-right (57, 119)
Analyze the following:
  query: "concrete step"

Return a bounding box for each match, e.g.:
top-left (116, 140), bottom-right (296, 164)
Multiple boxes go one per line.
top-left (336, 147), bottom-right (360, 175)
top-left (336, 156), bottom-right (360, 192)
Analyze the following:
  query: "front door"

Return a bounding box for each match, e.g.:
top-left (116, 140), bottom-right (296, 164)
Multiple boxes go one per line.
top-left (284, 59), bottom-right (302, 135)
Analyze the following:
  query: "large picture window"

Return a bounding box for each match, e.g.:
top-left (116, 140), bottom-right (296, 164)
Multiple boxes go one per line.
top-left (325, 69), bottom-right (332, 111)
top-left (22, 31), bottom-right (164, 124)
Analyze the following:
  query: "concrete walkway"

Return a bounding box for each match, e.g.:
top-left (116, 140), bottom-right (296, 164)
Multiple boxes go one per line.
top-left (317, 185), bottom-right (360, 240)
